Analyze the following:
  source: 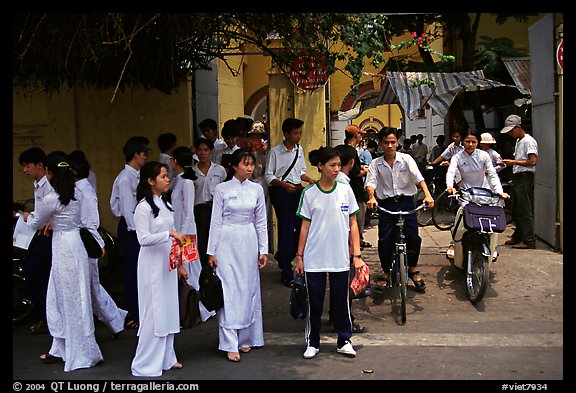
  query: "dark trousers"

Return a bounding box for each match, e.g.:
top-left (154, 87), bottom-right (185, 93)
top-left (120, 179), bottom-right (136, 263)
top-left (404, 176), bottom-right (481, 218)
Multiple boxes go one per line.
top-left (269, 185), bottom-right (302, 282)
top-left (305, 271), bottom-right (352, 349)
top-left (24, 232), bottom-right (52, 323)
top-left (377, 196), bottom-right (422, 272)
top-left (118, 217), bottom-right (140, 321)
top-left (511, 172), bottom-right (535, 246)
top-left (194, 203), bottom-right (213, 268)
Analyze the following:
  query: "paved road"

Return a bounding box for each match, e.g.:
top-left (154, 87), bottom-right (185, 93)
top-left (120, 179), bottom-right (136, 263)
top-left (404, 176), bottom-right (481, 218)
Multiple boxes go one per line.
top-left (12, 218), bottom-right (564, 385)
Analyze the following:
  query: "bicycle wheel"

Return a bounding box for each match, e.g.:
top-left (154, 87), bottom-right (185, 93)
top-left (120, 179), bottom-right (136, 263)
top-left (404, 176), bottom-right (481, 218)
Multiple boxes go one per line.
top-left (398, 251), bottom-right (408, 324)
top-left (432, 190), bottom-right (457, 231)
top-left (415, 189), bottom-right (432, 226)
top-left (97, 226), bottom-right (117, 278)
top-left (465, 242), bottom-right (490, 304)
top-left (13, 274), bottom-right (34, 324)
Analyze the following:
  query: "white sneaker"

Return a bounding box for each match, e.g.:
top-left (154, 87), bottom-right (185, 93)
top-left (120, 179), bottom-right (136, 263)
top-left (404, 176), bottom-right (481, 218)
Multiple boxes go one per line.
top-left (303, 346), bottom-right (319, 359)
top-left (337, 342), bottom-right (356, 357)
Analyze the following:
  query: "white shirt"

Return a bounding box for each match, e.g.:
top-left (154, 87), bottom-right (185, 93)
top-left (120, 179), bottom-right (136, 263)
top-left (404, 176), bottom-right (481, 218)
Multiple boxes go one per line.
top-left (446, 149), bottom-right (503, 194)
top-left (33, 175), bottom-right (54, 212)
top-left (265, 143), bottom-right (307, 185)
top-left (110, 164), bottom-right (139, 231)
top-left (158, 153), bottom-right (176, 189)
top-left (214, 144), bottom-right (241, 166)
top-left (296, 182), bottom-right (359, 272)
top-left (171, 173), bottom-right (197, 235)
top-left (440, 142), bottom-right (464, 161)
top-left (76, 178), bottom-right (105, 248)
top-left (192, 163), bottom-right (227, 205)
top-left (365, 152), bottom-right (424, 200)
top-left (513, 134), bottom-right (538, 174)
top-left (210, 139), bottom-right (228, 163)
top-left (484, 147), bottom-right (505, 173)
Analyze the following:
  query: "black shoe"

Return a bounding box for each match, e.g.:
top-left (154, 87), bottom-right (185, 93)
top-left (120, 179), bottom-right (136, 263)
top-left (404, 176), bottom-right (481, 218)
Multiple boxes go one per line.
top-left (281, 277), bottom-right (294, 288)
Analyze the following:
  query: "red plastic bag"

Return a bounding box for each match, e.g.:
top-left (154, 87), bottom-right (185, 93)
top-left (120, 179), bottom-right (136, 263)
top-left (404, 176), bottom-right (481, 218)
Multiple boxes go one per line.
top-left (350, 263), bottom-right (370, 296)
top-left (181, 234), bottom-right (199, 265)
top-left (169, 235), bottom-right (199, 271)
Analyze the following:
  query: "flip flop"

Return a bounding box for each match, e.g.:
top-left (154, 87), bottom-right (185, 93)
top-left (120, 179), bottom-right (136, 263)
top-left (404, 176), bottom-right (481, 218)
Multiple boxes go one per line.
top-left (239, 347), bottom-right (252, 353)
top-left (170, 362), bottom-right (183, 370)
top-left (39, 353), bottom-right (63, 364)
top-left (227, 352), bottom-right (241, 362)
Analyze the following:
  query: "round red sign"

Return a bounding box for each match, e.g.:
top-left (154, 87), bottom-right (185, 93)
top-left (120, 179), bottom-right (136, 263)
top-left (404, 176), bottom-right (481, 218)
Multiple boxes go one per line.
top-left (288, 50), bottom-right (330, 91)
top-left (556, 40), bottom-right (563, 70)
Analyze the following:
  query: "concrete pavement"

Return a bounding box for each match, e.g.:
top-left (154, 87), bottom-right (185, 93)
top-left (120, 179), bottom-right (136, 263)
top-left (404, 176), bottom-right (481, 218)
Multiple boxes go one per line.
top-left (12, 217), bottom-right (564, 382)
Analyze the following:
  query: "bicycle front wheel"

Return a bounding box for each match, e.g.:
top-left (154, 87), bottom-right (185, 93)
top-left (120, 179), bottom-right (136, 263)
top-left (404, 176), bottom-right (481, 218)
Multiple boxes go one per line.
top-left (466, 245), bottom-right (490, 304)
top-left (398, 251), bottom-right (408, 324)
top-left (432, 190), bottom-right (457, 231)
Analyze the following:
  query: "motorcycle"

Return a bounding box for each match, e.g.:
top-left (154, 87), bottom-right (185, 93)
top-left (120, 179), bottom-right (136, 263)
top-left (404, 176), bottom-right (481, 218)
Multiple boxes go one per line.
top-left (448, 187), bottom-right (507, 304)
top-left (12, 200), bottom-right (119, 323)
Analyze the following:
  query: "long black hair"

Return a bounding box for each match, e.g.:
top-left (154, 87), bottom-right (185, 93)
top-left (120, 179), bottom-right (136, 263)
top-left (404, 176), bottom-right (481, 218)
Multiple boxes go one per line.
top-left (45, 150), bottom-right (76, 205)
top-left (137, 161), bottom-right (172, 218)
top-left (172, 146), bottom-right (197, 181)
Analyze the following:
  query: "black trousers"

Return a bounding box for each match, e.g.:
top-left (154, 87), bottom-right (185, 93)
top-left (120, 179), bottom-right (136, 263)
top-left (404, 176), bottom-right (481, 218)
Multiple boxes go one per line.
top-left (194, 203), bottom-right (213, 267)
top-left (24, 231), bottom-right (52, 323)
top-left (118, 217), bottom-right (140, 321)
top-left (510, 172), bottom-right (535, 246)
top-left (269, 185), bottom-right (302, 282)
top-left (377, 196), bottom-right (422, 272)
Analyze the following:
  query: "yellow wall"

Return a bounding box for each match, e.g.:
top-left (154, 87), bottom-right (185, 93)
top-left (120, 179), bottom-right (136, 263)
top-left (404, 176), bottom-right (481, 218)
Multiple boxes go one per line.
top-left (474, 13), bottom-right (547, 53)
top-left (13, 84), bottom-right (193, 234)
top-left (217, 57), bottom-right (245, 126)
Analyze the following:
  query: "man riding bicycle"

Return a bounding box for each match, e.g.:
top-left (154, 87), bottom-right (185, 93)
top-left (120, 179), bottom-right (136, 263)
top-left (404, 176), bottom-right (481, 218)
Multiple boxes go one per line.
top-left (365, 127), bottom-right (434, 292)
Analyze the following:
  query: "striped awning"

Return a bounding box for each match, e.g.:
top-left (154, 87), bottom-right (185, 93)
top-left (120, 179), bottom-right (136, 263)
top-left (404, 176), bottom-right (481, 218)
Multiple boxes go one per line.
top-left (502, 57), bottom-right (531, 96)
top-left (384, 70), bottom-right (509, 120)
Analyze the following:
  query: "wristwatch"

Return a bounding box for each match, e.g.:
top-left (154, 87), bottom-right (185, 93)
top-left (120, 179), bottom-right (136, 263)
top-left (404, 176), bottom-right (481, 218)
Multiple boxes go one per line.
top-left (353, 254), bottom-right (362, 259)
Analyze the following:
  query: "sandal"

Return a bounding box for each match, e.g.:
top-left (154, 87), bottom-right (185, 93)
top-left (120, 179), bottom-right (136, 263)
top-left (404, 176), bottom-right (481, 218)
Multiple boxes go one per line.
top-left (239, 347), bottom-right (252, 353)
top-left (352, 323), bottom-right (366, 334)
top-left (373, 277), bottom-right (390, 291)
top-left (170, 362), bottom-right (183, 370)
top-left (40, 353), bottom-right (63, 364)
top-left (226, 352), bottom-right (241, 362)
top-left (29, 321), bottom-right (49, 335)
top-left (408, 270), bottom-right (426, 292)
top-left (446, 244), bottom-right (455, 259)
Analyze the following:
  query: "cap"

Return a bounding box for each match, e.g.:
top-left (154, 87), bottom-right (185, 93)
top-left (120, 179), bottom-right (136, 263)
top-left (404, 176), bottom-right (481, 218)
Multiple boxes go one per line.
top-left (248, 121), bottom-right (266, 134)
top-left (480, 132), bottom-right (496, 144)
top-left (345, 125), bottom-right (366, 135)
top-left (123, 141), bottom-right (152, 156)
top-left (500, 114), bottom-right (522, 133)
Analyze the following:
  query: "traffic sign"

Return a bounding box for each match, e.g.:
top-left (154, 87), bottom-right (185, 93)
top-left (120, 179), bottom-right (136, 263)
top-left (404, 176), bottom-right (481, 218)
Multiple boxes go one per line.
top-left (556, 40), bottom-right (563, 70)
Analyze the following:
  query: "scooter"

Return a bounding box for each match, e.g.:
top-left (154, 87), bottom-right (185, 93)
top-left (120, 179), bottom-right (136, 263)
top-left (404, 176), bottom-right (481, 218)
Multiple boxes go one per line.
top-left (448, 187), bottom-right (507, 304)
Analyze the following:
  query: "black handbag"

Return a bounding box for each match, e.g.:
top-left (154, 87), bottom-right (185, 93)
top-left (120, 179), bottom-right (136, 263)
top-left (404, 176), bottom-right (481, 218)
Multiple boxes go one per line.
top-left (80, 227), bottom-right (103, 259)
top-left (289, 273), bottom-right (308, 320)
top-left (463, 203), bottom-right (506, 233)
top-left (198, 265), bottom-right (224, 311)
top-left (178, 277), bottom-right (201, 329)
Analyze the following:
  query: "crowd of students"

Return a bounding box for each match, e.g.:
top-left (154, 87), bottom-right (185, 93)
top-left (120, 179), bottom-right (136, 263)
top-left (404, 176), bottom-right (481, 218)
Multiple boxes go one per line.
top-left (14, 113), bottom-right (537, 375)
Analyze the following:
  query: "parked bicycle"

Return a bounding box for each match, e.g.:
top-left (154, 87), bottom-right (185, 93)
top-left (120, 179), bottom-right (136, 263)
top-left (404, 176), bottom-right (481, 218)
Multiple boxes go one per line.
top-left (377, 202), bottom-right (426, 324)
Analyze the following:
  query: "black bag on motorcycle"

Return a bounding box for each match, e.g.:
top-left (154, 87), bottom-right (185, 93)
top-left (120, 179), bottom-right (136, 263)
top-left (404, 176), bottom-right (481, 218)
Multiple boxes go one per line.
top-left (462, 204), bottom-right (506, 233)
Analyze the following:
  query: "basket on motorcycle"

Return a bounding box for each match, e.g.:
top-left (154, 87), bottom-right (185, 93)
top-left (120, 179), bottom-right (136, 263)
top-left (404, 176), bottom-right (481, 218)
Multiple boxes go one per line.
top-left (463, 203), bottom-right (506, 233)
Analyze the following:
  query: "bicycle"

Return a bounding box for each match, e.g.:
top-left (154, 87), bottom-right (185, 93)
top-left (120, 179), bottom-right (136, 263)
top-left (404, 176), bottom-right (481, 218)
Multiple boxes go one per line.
top-left (377, 202), bottom-right (426, 324)
top-left (432, 186), bottom-right (460, 231)
top-left (415, 165), bottom-right (446, 226)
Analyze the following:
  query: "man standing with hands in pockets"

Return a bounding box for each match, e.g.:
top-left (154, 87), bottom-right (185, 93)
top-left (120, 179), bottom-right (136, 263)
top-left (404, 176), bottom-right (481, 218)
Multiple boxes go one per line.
top-left (265, 118), bottom-right (315, 287)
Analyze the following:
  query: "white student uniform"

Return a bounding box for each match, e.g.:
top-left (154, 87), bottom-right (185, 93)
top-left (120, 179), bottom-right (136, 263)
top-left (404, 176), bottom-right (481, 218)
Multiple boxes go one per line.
top-left (77, 178), bottom-right (128, 334)
top-left (446, 148), bottom-right (504, 259)
top-left (131, 195), bottom-right (180, 377)
top-left (26, 187), bottom-right (103, 372)
top-left (171, 173), bottom-right (216, 322)
top-left (207, 176), bottom-right (268, 352)
top-left (296, 182), bottom-right (359, 272)
top-left (192, 163), bottom-right (228, 205)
